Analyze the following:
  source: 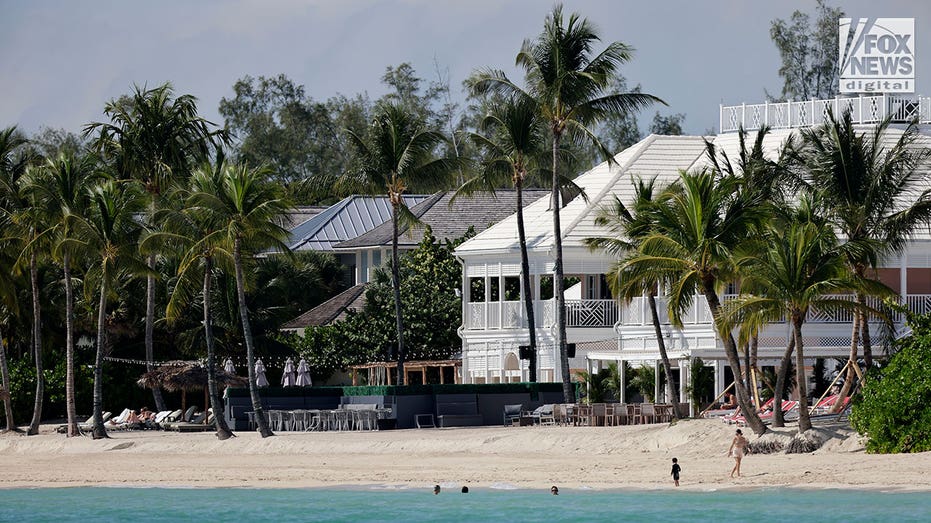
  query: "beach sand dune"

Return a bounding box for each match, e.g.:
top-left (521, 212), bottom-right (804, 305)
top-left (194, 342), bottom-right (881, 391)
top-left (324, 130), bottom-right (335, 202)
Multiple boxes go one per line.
top-left (1, 419), bottom-right (928, 490)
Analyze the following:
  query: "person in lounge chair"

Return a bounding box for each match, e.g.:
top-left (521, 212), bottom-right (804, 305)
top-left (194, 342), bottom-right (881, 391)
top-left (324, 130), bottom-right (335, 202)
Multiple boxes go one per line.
top-left (721, 393), bottom-right (737, 409)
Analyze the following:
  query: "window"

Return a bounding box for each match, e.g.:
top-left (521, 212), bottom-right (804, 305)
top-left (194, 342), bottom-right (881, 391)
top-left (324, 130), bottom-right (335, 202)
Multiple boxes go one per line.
top-left (470, 278), bottom-right (485, 302)
top-left (504, 276), bottom-right (521, 301)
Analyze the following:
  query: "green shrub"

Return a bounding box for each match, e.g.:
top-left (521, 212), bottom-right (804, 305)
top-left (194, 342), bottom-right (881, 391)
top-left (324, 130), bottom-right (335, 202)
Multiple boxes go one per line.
top-left (850, 314), bottom-right (931, 453)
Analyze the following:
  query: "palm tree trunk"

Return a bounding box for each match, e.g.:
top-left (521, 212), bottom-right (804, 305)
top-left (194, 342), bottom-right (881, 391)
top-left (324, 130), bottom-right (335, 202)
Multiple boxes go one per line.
top-left (552, 133), bottom-right (572, 403)
top-left (772, 335), bottom-right (795, 428)
top-left (92, 275), bottom-right (109, 440)
top-left (516, 181), bottom-right (537, 382)
top-left (203, 256), bottom-right (234, 440)
top-left (0, 325), bottom-right (15, 431)
top-left (390, 202), bottom-right (406, 386)
top-left (146, 253), bottom-right (166, 412)
top-left (701, 281), bottom-right (767, 435)
top-left (742, 341), bottom-right (751, 394)
top-left (234, 237), bottom-right (273, 437)
top-left (64, 252), bottom-right (78, 437)
top-left (792, 316), bottom-right (812, 432)
top-left (647, 291), bottom-right (679, 418)
top-left (27, 251), bottom-right (43, 436)
top-left (858, 292), bottom-right (873, 368)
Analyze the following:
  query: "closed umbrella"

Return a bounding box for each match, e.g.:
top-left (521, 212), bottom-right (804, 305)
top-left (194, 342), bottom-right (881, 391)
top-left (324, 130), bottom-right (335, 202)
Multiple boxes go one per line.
top-left (223, 358), bottom-right (236, 375)
top-left (295, 359), bottom-right (313, 387)
top-left (255, 359), bottom-right (269, 388)
top-left (281, 357), bottom-right (297, 387)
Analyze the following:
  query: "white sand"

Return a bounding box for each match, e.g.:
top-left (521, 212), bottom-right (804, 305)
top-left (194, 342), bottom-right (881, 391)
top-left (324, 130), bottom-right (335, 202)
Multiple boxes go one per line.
top-left (1, 419), bottom-right (929, 491)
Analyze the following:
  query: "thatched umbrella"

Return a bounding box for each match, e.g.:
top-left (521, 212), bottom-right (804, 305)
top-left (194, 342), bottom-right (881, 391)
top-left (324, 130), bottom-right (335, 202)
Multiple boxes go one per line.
top-left (138, 361), bottom-right (248, 416)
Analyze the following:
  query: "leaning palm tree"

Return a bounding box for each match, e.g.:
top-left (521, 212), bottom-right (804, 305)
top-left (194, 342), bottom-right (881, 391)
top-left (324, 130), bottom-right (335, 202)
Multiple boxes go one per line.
top-left (469, 5), bottom-right (663, 401)
top-left (187, 162), bottom-right (291, 438)
top-left (793, 109), bottom-right (931, 398)
top-left (86, 83), bottom-right (226, 412)
top-left (337, 102), bottom-right (461, 384)
top-left (40, 152), bottom-right (97, 437)
top-left (621, 170), bottom-right (768, 434)
top-left (149, 159), bottom-right (237, 440)
top-left (725, 218), bottom-right (888, 433)
top-left (454, 96), bottom-right (548, 381)
top-left (68, 180), bottom-right (148, 439)
top-left (586, 176), bottom-right (680, 418)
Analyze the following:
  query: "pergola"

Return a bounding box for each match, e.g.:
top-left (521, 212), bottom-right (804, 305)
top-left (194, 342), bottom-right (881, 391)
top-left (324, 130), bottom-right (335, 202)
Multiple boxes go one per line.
top-left (349, 359), bottom-right (461, 386)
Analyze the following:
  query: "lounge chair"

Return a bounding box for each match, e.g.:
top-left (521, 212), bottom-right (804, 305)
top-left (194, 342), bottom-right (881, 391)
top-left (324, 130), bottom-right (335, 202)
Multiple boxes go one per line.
top-left (503, 404), bottom-right (522, 426)
top-left (161, 406), bottom-right (198, 431)
top-left (74, 411), bottom-right (112, 433)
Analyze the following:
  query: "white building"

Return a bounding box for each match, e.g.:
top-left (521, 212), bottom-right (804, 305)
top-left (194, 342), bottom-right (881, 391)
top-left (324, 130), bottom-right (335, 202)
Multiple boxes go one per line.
top-left (455, 95), bottom-right (931, 408)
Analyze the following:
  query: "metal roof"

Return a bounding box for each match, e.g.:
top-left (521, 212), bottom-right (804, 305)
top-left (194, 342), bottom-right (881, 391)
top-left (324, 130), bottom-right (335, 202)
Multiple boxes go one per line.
top-left (333, 189), bottom-right (551, 250)
top-left (287, 195), bottom-right (430, 251)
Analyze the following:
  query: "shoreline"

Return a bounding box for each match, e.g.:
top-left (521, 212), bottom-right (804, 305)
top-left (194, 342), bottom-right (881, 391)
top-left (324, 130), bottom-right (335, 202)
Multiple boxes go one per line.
top-left (2, 419), bottom-right (929, 492)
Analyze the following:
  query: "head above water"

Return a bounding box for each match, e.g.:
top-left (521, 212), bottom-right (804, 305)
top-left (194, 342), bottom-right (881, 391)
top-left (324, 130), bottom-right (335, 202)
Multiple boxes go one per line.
top-left (461, 486), bottom-right (469, 493)
top-left (433, 485), bottom-right (441, 495)
top-left (550, 485), bottom-right (559, 495)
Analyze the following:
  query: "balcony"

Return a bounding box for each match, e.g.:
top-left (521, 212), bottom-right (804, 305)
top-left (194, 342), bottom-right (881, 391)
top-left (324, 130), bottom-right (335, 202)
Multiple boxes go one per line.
top-left (462, 294), bottom-right (931, 331)
top-left (720, 95), bottom-right (931, 133)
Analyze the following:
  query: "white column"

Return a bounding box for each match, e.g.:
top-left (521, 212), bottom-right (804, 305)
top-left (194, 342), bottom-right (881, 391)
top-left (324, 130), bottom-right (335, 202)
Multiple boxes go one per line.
top-left (484, 273), bottom-right (490, 329)
top-left (714, 359), bottom-right (723, 398)
top-left (679, 360), bottom-right (688, 404)
top-left (901, 252), bottom-right (908, 307)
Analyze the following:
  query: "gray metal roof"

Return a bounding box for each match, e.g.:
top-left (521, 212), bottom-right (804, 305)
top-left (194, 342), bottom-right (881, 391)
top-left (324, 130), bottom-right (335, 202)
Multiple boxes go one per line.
top-left (287, 195), bottom-right (430, 251)
top-left (334, 189), bottom-right (551, 250)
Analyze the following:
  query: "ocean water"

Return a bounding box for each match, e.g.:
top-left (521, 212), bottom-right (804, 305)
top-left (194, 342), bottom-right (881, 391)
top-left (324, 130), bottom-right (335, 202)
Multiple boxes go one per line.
top-left (0, 487), bottom-right (928, 522)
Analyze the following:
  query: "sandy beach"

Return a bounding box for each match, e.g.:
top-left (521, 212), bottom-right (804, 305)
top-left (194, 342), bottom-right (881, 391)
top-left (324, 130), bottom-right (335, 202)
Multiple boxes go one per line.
top-left (2, 419), bottom-right (929, 491)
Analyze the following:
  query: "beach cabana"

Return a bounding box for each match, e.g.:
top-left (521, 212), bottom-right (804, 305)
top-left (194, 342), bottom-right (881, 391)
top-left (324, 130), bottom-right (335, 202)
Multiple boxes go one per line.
top-left (138, 361), bottom-right (247, 415)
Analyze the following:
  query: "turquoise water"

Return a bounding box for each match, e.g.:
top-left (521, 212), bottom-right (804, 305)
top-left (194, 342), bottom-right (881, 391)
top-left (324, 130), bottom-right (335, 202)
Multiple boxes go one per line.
top-left (0, 487), bottom-right (928, 522)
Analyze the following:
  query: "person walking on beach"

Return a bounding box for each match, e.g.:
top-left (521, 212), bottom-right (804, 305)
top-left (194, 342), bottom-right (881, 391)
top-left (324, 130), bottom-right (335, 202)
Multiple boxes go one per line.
top-left (728, 429), bottom-right (749, 478)
top-left (671, 458), bottom-right (681, 486)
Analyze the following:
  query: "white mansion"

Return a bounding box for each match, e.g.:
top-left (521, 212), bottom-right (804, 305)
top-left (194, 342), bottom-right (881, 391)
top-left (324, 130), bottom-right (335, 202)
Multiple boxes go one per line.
top-left (454, 95), bottom-right (931, 411)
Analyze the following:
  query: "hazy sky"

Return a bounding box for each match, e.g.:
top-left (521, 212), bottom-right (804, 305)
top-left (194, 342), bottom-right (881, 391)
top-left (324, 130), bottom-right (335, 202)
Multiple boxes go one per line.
top-left (2, 0), bottom-right (930, 137)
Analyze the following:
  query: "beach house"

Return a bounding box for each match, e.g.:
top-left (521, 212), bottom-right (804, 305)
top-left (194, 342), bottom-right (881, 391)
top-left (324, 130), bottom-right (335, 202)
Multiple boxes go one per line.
top-left (454, 95), bottom-right (931, 410)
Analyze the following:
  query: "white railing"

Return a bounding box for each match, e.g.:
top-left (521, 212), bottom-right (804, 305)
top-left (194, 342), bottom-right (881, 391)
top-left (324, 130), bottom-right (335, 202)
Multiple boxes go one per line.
top-left (720, 95), bottom-right (931, 133)
top-left (463, 294), bottom-right (931, 331)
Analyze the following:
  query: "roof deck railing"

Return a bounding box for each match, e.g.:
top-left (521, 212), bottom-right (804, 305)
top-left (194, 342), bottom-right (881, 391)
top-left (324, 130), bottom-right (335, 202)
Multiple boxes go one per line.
top-left (720, 94), bottom-right (931, 133)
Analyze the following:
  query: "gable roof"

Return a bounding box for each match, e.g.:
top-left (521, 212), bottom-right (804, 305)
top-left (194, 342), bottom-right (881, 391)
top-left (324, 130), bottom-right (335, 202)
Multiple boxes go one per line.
top-left (280, 284), bottom-right (368, 329)
top-left (334, 189), bottom-right (550, 250)
top-left (282, 206), bottom-right (329, 230)
top-left (287, 195), bottom-right (429, 251)
top-left (455, 135), bottom-right (710, 257)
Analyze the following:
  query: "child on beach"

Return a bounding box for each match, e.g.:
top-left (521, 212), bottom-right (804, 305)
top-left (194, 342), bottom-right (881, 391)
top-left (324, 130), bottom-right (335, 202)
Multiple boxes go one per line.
top-left (671, 458), bottom-right (681, 487)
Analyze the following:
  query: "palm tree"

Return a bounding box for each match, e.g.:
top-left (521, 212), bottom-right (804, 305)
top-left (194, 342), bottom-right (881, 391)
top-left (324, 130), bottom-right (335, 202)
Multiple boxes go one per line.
top-left (188, 162), bottom-right (291, 438)
top-left (621, 170), bottom-right (769, 434)
top-left (151, 159), bottom-right (237, 440)
top-left (86, 83), bottom-right (226, 412)
top-left (454, 96), bottom-right (547, 381)
top-left (0, 158), bottom-right (53, 436)
top-left (40, 152), bottom-right (97, 437)
top-left (725, 218), bottom-right (887, 433)
top-left (793, 109), bottom-right (931, 398)
top-left (338, 102), bottom-right (460, 384)
top-left (0, 127), bottom-right (27, 432)
top-left (469, 5), bottom-right (662, 401)
top-left (68, 180), bottom-right (147, 439)
top-left (586, 177), bottom-right (680, 418)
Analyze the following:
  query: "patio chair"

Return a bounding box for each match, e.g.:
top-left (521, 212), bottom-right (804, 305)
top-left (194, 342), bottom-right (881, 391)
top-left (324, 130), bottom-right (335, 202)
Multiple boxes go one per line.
top-left (553, 404), bottom-right (567, 426)
top-left (603, 404), bottom-right (617, 426)
top-left (538, 404), bottom-right (556, 426)
top-left (503, 404), bottom-right (523, 426)
top-left (626, 403), bottom-right (641, 424)
top-left (640, 403), bottom-right (656, 424)
top-left (575, 404), bottom-right (592, 426)
top-left (591, 403), bottom-right (606, 426)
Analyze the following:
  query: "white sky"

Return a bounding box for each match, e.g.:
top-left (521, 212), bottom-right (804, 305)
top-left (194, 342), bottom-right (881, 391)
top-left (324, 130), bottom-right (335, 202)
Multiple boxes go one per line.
top-left (1, 0), bottom-right (929, 136)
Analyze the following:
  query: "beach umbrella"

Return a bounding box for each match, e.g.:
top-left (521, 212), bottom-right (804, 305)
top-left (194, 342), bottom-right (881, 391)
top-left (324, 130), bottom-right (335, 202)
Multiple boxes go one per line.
top-left (223, 358), bottom-right (236, 375)
top-left (295, 359), bottom-right (313, 387)
top-left (255, 359), bottom-right (269, 387)
top-left (281, 357), bottom-right (297, 387)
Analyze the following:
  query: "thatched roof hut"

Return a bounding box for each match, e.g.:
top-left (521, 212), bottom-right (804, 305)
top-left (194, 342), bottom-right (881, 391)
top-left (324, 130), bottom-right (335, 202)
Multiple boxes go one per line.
top-left (137, 361), bottom-right (248, 392)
